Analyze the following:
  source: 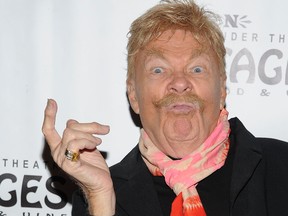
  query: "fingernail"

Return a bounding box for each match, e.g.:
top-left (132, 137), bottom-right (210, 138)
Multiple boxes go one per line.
top-left (47, 99), bottom-right (52, 108)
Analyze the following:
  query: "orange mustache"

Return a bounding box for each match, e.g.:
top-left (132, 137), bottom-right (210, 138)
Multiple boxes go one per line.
top-left (153, 93), bottom-right (204, 110)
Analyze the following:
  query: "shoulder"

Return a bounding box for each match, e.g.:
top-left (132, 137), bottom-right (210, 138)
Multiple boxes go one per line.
top-left (257, 137), bottom-right (288, 150)
top-left (110, 144), bottom-right (142, 177)
top-left (229, 117), bottom-right (288, 164)
top-left (256, 137), bottom-right (288, 165)
top-left (109, 145), bottom-right (148, 190)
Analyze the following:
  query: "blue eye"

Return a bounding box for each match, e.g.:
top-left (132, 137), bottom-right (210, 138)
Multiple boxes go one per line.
top-left (193, 66), bottom-right (203, 73)
top-left (153, 67), bottom-right (163, 74)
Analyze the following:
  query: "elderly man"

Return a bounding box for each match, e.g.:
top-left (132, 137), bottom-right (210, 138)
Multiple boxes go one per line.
top-left (42, 0), bottom-right (288, 215)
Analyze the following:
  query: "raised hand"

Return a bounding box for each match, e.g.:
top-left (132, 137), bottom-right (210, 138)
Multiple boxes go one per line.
top-left (42, 99), bottom-right (115, 215)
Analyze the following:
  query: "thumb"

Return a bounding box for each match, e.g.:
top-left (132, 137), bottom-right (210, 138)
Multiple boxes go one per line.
top-left (42, 99), bottom-right (61, 151)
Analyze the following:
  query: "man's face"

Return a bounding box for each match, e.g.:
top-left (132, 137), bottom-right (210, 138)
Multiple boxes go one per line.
top-left (127, 29), bottom-right (226, 158)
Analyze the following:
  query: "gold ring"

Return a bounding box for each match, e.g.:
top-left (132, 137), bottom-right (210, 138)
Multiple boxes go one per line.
top-left (65, 149), bottom-right (79, 162)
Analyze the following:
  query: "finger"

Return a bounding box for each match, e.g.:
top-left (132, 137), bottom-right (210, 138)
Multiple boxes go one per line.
top-left (42, 99), bottom-right (61, 150)
top-left (62, 127), bottom-right (103, 149)
top-left (66, 138), bottom-right (100, 153)
top-left (67, 120), bottom-right (110, 135)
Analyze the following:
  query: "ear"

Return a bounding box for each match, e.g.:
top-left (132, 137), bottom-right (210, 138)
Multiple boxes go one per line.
top-left (127, 79), bottom-right (140, 114)
top-left (220, 77), bottom-right (227, 110)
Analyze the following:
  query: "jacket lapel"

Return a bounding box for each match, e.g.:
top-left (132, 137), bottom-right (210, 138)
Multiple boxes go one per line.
top-left (111, 146), bottom-right (163, 216)
top-left (229, 118), bottom-right (263, 209)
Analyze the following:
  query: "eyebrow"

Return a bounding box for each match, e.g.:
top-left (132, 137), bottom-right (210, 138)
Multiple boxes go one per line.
top-left (143, 47), bottom-right (206, 62)
top-left (143, 48), bottom-right (165, 60)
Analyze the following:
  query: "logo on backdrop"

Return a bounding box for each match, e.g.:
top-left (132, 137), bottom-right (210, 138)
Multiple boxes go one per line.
top-left (221, 14), bottom-right (288, 97)
top-left (0, 155), bottom-right (76, 216)
top-left (224, 15), bottom-right (252, 28)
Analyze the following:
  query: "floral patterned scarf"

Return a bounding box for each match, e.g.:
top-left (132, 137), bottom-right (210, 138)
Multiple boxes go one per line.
top-left (139, 109), bottom-right (230, 216)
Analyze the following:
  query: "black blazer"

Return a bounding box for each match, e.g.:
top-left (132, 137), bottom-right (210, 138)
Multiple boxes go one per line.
top-left (72, 118), bottom-right (288, 216)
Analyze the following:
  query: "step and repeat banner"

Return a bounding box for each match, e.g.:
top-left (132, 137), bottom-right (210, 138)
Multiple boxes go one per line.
top-left (1, 0), bottom-right (287, 215)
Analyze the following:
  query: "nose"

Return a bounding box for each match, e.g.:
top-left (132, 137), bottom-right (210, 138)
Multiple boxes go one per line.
top-left (168, 73), bottom-right (192, 94)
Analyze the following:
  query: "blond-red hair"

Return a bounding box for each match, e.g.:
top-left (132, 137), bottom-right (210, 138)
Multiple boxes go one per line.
top-left (126, 0), bottom-right (226, 81)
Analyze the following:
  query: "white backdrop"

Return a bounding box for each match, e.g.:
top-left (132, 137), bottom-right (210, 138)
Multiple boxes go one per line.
top-left (1, 0), bottom-right (287, 215)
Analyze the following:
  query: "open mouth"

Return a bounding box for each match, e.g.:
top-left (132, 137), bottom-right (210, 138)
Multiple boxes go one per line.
top-left (165, 102), bottom-right (196, 114)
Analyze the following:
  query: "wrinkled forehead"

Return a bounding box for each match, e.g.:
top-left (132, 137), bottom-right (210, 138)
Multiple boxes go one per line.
top-left (139, 29), bottom-right (211, 59)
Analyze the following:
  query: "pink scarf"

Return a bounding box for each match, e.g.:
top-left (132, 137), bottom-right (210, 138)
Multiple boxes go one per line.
top-left (139, 109), bottom-right (230, 216)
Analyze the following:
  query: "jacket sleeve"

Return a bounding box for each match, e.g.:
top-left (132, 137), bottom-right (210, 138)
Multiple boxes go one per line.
top-left (71, 189), bottom-right (90, 216)
top-left (261, 138), bottom-right (288, 215)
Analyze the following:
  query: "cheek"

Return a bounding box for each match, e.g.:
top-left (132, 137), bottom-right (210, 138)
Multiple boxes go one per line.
top-left (201, 83), bottom-right (222, 108)
top-left (135, 86), bottom-right (151, 113)
top-left (136, 86), bottom-right (164, 114)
